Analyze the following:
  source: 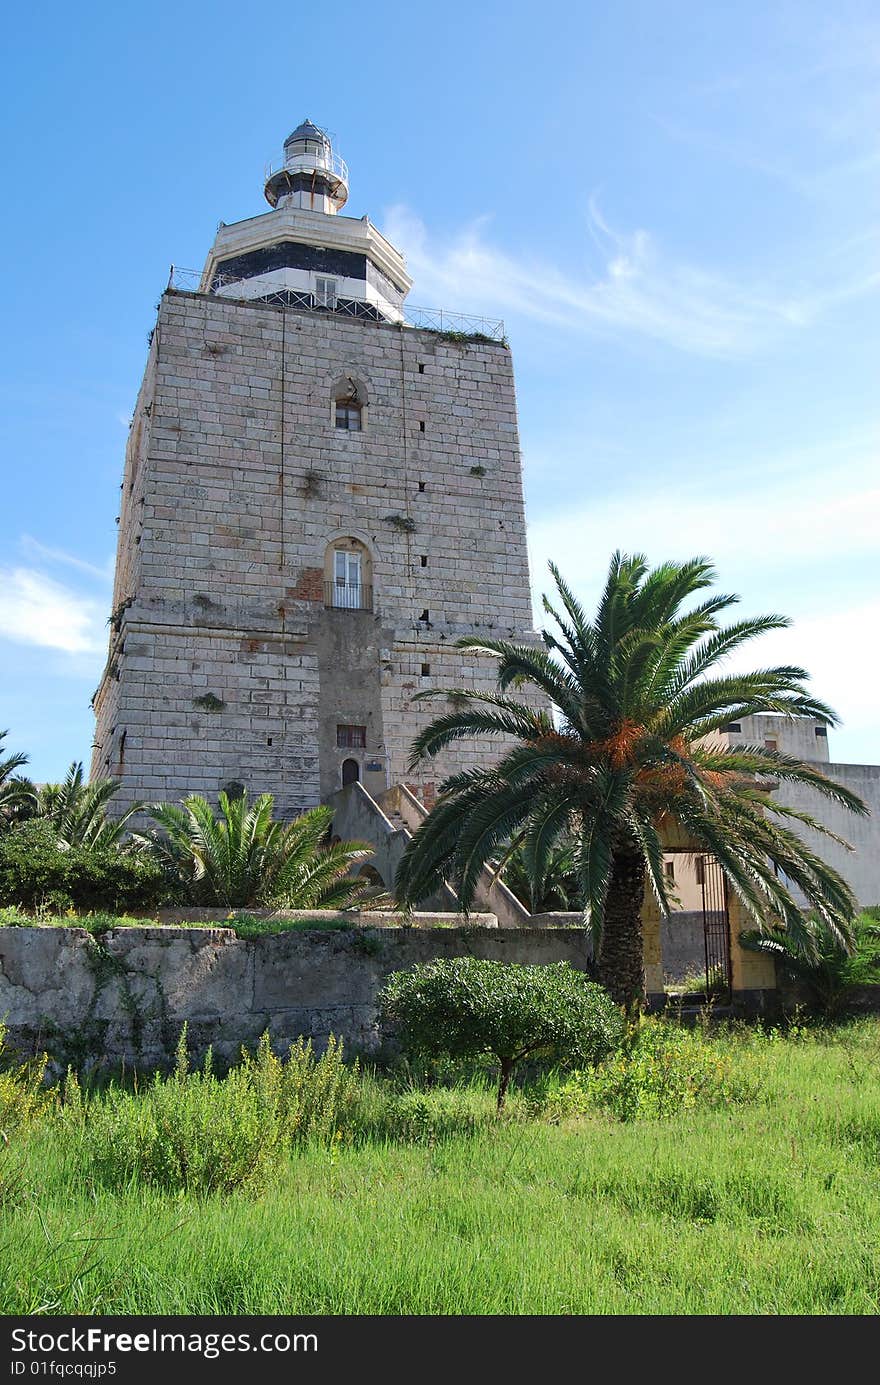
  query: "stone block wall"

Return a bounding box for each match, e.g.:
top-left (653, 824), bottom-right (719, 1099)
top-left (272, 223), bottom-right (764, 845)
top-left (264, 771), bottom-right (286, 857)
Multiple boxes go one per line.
top-left (0, 924), bottom-right (593, 1071)
top-left (92, 292), bottom-right (547, 816)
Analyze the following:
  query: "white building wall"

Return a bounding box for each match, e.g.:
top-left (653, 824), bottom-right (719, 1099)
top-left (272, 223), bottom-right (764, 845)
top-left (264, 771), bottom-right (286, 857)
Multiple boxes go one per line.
top-left (720, 711), bottom-right (831, 762)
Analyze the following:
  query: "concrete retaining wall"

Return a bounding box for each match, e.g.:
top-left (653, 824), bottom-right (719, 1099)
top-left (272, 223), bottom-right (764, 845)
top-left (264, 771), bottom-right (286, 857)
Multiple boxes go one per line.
top-left (0, 923), bottom-right (593, 1071)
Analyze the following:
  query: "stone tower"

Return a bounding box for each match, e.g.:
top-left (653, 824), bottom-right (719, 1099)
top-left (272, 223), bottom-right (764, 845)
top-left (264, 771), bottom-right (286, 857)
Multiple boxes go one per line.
top-left (92, 122), bottom-right (543, 821)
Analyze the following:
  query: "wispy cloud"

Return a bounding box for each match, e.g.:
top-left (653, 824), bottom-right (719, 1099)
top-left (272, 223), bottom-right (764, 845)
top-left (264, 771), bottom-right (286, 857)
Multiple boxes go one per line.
top-left (0, 568), bottom-right (105, 655)
top-left (385, 201), bottom-right (880, 357)
top-left (20, 535), bottom-right (113, 582)
top-left (653, 109), bottom-right (880, 203)
top-left (527, 459), bottom-right (880, 591)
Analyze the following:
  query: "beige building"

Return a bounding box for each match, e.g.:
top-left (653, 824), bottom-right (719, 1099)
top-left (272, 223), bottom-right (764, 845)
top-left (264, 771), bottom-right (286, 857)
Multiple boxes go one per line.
top-left (92, 122), bottom-right (545, 824)
top-left (663, 712), bottom-right (879, 947)
top-left (721, 715), bottom-right (879, 909)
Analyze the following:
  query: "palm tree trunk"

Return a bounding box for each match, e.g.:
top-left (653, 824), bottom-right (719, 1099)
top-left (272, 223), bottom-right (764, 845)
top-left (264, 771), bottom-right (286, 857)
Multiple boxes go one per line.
top-left (597, 849), bottom-right (646, 1012)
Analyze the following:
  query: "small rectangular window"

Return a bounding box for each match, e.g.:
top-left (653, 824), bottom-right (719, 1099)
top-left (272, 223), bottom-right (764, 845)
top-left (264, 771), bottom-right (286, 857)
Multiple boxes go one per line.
top-left (418, 363), bottom-right (425, 374)
top-left (725, 723), bottom-right (742, 733)
top-left (764, 738), bottom-right (777, 752)
top-left (420, 555), bottom-right (428, 567)
top-left (315, 276), bottom-right (338, 307)
top-left (664, 860), bottom-right (675, 882)
top-left (419, 420), bottom-right (425, 432)
top-left (815, 726), bottom-right (827, 738)
top-left (695, 857), bottom-right (706, 886)
top-left (335, 403), bottom-right (362, 432)
top-left (337, 724), bottom-right (366, 749)
top-left (418, 480), bottom-right (426, 492)
top-left (421, 663), bottom-right (431, 677)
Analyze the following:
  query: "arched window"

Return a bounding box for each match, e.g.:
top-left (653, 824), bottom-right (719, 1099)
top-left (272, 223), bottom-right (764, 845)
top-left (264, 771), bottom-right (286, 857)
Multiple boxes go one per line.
top-left (331, 375), bottom-right (367, 432)
top-left (324, 534), bottom-right (373, 611)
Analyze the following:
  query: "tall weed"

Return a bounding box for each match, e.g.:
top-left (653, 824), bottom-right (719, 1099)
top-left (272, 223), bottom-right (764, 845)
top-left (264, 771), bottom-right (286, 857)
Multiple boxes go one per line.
top-left (0, 1024), bottom-right (51, 1140)
top-left (80, 1028), bottom-right (359, 1194)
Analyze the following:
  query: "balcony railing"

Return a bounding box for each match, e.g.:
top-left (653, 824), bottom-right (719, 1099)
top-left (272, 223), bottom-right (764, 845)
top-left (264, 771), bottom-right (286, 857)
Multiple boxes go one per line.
top-left (324, 582), bottom-right (373, 612)
top-left (167, 267), bottom-right (506, 341)
top-left (264, 149), bottom-right (349, 187)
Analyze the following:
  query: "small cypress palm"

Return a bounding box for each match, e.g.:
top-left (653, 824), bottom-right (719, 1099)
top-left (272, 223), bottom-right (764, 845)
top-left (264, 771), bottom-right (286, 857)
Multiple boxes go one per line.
top-left (498, 836), bottom-right (579, 913)
top-left (37, 761), bottom-right (140, 849)
top-left (395, 554), bottom-right (866, 1009)
top-left (0, 731), bottom-right (36, 830)
top-left (137, 791), bottom-right (375, 910)
top-left (741, 915), bottom-right (880, 1017)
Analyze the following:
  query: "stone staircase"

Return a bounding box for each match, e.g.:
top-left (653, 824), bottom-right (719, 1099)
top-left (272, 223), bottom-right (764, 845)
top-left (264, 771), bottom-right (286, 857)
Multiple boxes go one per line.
top-left (326, 780), bottom-right (532, 926)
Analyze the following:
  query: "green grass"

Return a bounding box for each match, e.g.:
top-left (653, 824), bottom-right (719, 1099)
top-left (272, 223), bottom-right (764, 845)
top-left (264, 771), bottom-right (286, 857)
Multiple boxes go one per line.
top-left (1, 1019), bottom-right (880, 1314)
top-left (0, 906), bottom-right (363, 938)
top-left (221, 912), bottom-right (354, 938)
top-left (0, 906), bottom-right (155, 935)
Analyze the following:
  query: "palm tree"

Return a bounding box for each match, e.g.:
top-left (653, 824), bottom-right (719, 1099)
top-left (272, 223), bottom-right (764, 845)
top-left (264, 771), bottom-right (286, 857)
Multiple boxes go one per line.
top-left (395, 554), bottom-right (867, 1010)
top-left (0, 731), bottom-right (36, 831)
top-left (135, 790), bottom-right (376, 909)
top-left (36, 762), bottom-right (139, 849)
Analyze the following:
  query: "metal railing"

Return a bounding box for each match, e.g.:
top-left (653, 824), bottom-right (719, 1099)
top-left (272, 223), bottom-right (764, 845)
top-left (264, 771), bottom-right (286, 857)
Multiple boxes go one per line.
top-left (264, 148), bottom-right (349, 186)
top-left (166, 267), bottom-right (505, 341)
top-left (404, 306), bottom-right (505, 340)
top-left (324, 581), bottom-right (373, 612)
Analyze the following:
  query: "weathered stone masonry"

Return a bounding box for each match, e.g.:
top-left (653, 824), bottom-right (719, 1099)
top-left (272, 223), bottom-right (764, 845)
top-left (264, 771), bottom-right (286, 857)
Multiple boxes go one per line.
top-left (0, 924), bottom-right (594, 1070)
top-left (93, 296), bottom-right (542, 816)
top-left (92, 125), bottom-right (546, 818)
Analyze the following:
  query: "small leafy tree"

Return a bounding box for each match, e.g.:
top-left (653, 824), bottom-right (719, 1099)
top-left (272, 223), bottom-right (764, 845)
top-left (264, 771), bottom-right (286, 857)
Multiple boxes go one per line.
top-left (378, 958), bottom-right (624, 1111)
top-left (135, 791), bottom-right (376, 909)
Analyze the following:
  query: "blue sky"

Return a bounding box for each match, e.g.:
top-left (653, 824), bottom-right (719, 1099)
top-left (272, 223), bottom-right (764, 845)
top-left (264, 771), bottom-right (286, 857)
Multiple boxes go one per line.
top-left (1, 0), bottom-right (878, 782)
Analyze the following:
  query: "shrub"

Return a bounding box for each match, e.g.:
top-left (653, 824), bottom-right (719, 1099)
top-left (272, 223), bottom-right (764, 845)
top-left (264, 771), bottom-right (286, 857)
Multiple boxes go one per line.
top-left (135, 794), bottom-right (375, 909)
top-left (226, 913), bottom-right (353, 939)
top-left (0, 821), bottom-right (166, 914)
top-left (741, 911), bottom-right (880, 1015)
top-left (378, 958), bottom-right (624, 1111)
top-left (540, 1020), bottom-right (760, 1123)
top-left (0, 907), bottom-right (158, 934)
top-left (80, 1029), bottom-right (359, 1195)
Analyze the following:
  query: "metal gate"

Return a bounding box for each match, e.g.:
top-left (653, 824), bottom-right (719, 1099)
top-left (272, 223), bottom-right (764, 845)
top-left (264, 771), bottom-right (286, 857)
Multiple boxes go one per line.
top-left (699, 856), bottom-right (732, 998)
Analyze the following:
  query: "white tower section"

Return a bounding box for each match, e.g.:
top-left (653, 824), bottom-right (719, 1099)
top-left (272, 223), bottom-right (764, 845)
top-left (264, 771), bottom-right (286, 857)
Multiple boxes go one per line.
top-left (264, 120), bottom-right (350, 216)
top-left (200, 120), bottom-right (410, 321)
